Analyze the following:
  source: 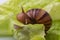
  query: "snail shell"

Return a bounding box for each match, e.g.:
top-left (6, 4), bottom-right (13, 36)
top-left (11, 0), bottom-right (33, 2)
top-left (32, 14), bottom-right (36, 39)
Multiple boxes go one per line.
top-left (26, 9), bottom-right (52, 33)
top-left (17, 7), bottom-right (52, 33)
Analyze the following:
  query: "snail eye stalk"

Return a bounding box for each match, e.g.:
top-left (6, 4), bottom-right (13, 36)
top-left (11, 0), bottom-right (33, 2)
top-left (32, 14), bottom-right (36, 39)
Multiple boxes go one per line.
top-left (21, 6), bottom-right (25, 13)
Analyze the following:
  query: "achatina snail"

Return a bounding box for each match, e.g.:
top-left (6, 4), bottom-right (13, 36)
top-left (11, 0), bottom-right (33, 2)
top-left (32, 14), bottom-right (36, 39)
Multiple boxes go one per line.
top-left (17, 7), bottom-right (52, 34)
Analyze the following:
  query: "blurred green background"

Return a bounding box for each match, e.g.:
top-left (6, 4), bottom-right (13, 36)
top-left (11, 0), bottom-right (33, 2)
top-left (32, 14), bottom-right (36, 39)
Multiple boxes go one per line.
top-left (0, 0), bottom-right (60, 40)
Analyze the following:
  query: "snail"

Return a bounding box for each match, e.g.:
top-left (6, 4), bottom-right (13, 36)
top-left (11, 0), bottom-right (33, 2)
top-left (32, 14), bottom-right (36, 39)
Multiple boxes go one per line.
top-left (17, 7), bottom-right (52, 34)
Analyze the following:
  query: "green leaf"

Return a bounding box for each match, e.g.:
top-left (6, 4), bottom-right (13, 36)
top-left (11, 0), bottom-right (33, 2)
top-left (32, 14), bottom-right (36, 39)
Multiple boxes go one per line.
top-left (43, 2), bottom-right (60, 20)
top-left (0, 15), bottom-right (13, 36)
top-left (13, 24), bottom-right (45, 40)
top-left (46, 21), bottom-right (60, 40)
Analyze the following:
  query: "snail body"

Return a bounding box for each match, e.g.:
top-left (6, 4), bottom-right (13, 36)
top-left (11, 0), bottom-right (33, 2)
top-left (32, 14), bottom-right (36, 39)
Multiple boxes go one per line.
top-left (17, 7), bottom-right (31, 24)
top-left (17, 7), bottom-right (52, 33)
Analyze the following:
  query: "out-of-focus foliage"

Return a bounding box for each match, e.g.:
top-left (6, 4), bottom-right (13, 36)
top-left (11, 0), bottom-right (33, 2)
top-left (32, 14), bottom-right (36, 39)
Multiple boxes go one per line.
top-left (0, 15), bottom-right (12, 36)
top-left (46, 21), bottom-right (60, 40)
top-left (13, 24), bottom-right (45, 40)
top-left (43, 2), bottom-right (60, 20)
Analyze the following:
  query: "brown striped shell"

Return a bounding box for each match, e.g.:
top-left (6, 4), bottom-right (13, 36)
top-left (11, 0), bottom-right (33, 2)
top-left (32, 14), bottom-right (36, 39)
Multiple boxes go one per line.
top-left (17, 8), bottom-right (52, 34)
top-left (26, 9), bottom-right (52, 33)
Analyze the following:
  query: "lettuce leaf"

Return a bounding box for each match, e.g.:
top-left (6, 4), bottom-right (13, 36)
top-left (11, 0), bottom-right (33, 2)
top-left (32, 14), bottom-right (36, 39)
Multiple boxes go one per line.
top-left (13, 24), bottom-right (45, 40)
